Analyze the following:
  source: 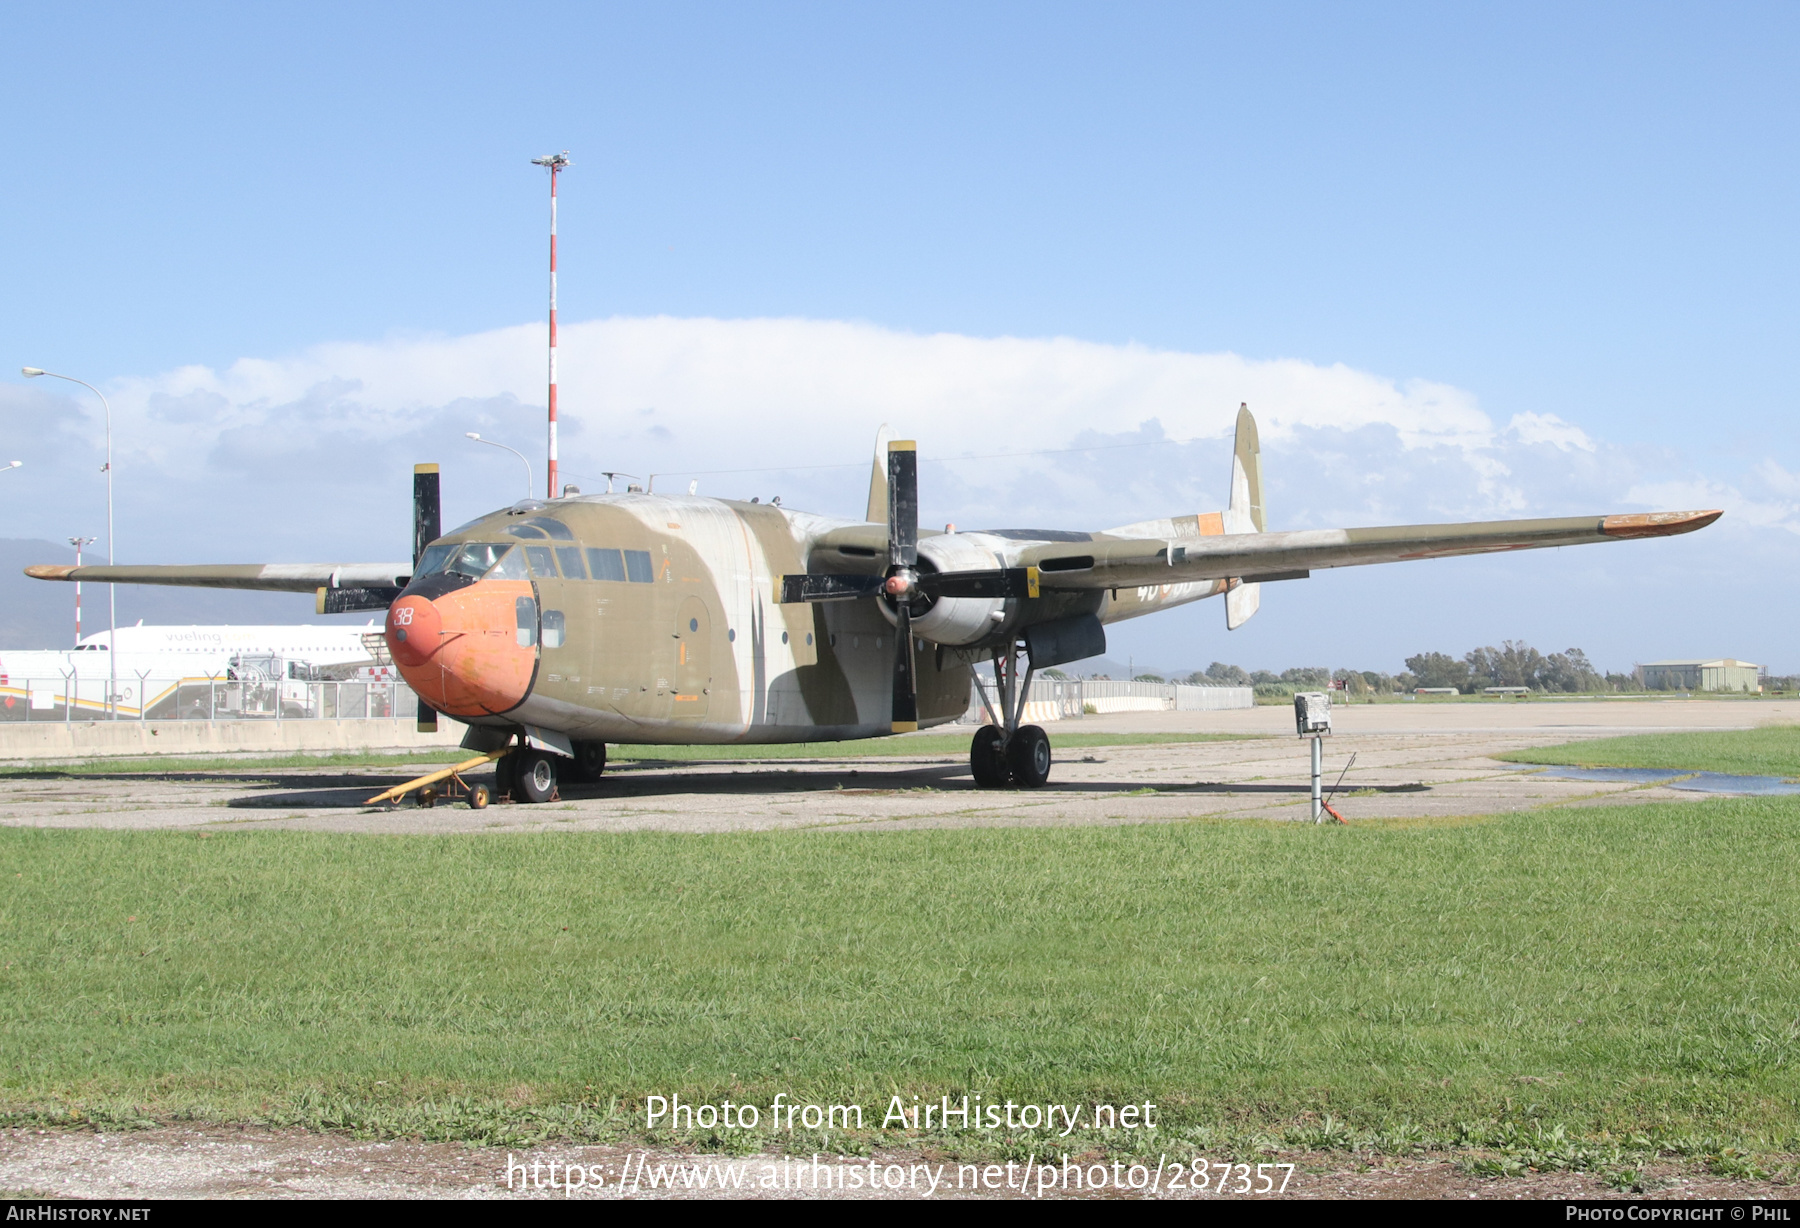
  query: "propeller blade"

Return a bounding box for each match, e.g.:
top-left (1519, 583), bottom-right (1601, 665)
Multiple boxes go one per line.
top-left (891, 603), bottom-right (918, 732)
top-left (413, 463), bottom-right (441, 568)
top-left (316, 585), bottom-right (403, 615)
top-left (918, 567), bottom-right (1040, 600)
top-left (887, 441), bottom-right (917, 570)
top-left (779, 573), bottom-right (886, 603)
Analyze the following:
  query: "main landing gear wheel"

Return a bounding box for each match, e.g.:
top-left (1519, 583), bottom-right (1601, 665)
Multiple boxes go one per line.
top-left (970, 726), bottom-right (1011, 788)
top-left (1007, 724), bottom-right (1052, 788)
top-left (569, 740), bottom-right (607, 783)
top-left (516, 750), bottom-right (560, 804)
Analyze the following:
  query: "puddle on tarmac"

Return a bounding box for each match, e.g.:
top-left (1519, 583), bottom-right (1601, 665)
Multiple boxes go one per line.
top-left (1519, 766), bottom-right (1800, 795)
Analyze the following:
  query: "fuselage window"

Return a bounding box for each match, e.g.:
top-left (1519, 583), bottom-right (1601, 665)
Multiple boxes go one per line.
top-left (484, 547), bottom-right (528, 581)
top-left (555, 546), bottom-right (587, 579)
top-left (414, 543), bottom-right (456, 576)
top-left (541, 609), bottom-right (566, 649)
top-left (587, 548), bottom-right (626, 581)
top-left (515, 595), bottom-right (537, 647)
top-left (624, 550), bottom-right (654, 583)
top-left (524, 546), bottom-right (557, 577)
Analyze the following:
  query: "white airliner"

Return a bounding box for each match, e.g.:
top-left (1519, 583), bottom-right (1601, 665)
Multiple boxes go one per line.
top-left (0, 623), bottom-right (389, 718)
top-left (70, 622), bottom-right (383, 663)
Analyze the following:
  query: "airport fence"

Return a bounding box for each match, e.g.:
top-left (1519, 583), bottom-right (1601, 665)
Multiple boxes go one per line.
top-left (0, 674), bottom-right (421, 723)
top-left (961, 679), bottom-right (1253, 724)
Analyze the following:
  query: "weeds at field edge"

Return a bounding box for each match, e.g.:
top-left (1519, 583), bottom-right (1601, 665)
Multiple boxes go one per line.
top-left (0, 1096), bottom-right (1793, 1188)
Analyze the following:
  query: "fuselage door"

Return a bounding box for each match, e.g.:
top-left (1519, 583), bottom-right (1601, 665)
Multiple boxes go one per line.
top-left (674, 595), bottom-right (710, 720)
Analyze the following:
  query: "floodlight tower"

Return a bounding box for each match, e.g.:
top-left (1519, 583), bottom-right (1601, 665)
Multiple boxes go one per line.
top-left (531, 151), bottom-right (571, 499)
top-left (68, 536), bottom-right (96, 646)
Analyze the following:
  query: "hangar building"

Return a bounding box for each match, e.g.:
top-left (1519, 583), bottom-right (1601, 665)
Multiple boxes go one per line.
top-left (1641, 659), bottom-right (1761, 693)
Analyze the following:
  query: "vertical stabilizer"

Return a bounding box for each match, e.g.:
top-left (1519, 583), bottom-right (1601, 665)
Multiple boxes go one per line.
top-left (1224, 403), bottom-right (1264, 533)
top-left (866, 424), bottom-right (894, 523)
top-left (1224, 404), bottom-right (1264, 630)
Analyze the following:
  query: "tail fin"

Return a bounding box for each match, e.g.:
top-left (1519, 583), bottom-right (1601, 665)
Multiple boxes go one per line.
top-left (866, 423), bottom-right (894, 523)
top-left (1224, 404), bottom-right (1264, 630)
top-left (1225, 403), bottom-right (1264, 533)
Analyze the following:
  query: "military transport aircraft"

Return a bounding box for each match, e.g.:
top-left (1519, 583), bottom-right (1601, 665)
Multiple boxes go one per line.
top-left (27, 407), bottom-right (1719, 801)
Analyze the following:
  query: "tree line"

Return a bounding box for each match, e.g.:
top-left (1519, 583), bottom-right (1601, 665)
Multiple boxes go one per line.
top-left (1172, 642), bottom-right (1790, 696)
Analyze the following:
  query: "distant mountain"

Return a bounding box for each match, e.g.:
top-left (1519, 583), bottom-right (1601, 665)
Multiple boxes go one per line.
top-left (0, 539), bottom-right (381, 649)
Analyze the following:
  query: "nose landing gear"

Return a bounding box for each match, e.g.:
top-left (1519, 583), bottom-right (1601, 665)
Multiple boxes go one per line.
top-left (495, 738), bottom-right (603, 803)
top-left (969, 639), bottom-right (1053, 789)
top-left (514, 750), bottom-right (560, 804)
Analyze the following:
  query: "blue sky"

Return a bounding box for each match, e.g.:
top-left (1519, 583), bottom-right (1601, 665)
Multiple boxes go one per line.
top-left (3, 2), bottom-right (1796, 673)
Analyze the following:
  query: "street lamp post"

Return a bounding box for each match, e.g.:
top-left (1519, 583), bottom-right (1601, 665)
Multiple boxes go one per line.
top-left (464, 432), bottom-right (534, 500)
top-left (68, 536), bottom-right (96, 646)
top-left (24, 368), bottom-right (115, 717)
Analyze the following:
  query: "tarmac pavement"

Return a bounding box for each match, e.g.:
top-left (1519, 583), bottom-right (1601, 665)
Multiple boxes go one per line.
top-left (1, 698), bottom-right (1793, 835)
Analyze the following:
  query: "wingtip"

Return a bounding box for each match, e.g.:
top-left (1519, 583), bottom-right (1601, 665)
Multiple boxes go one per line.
top-left (1601, 510), bottom-right (1723, 539)
top-left (24, 565), bottom-right (77, 581)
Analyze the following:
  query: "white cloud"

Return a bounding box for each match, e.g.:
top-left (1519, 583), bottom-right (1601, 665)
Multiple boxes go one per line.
top-left (99, 316), bottom-right (1504, 472)
top-left (1506, 411), bottom-right (1595, 452)
top-left (0, 313), bottom-right (1776, 559)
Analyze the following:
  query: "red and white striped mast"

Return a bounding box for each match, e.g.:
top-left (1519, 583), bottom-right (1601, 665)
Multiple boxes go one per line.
top-left (531, 151), bottom-right (571, 499)
top-left (68, 536), bottom-right (95, 645)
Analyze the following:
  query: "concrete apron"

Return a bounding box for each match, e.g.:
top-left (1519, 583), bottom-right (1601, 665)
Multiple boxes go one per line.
top-left (0, 718), bottom-right (467, 762)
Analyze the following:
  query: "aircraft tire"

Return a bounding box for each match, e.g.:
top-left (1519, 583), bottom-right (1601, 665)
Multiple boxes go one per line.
top-left (1007, 725), bottom-right (1052, 788)
top-left (569, 740), bottom-right (607, 783)
top-left (969, 726), bottom-right (1011, 789)
top-left (517, 750), bottom-right (559, 804)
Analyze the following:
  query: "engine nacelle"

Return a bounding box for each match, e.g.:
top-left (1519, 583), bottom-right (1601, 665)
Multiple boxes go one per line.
top-left (876, 532), bottom-right (1010, 647)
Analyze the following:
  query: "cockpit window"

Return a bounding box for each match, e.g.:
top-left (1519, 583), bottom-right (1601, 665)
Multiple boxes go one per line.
top-left (587, 548), bottom-right (626, 581)
top-left (503, 524), bottom-right (549, 539)
top-left (445, 542), bottom-right (512, 579)
top-left (523, 545), bottom-right (557, 577)
top-left (414, 543), bottom-right (456, 576)
top-left (515, 516), bottom-right (575, 541)
top-left (555, 546), bottom-right (587, 579)
top-left (484, 547), bottom-right (528, 580)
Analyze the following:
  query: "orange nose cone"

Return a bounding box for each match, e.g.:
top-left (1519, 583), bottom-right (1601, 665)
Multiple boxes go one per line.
top-left (386, 596), bottom-right (441, 668)
top-left (387, 582), bottom-right (537, 717)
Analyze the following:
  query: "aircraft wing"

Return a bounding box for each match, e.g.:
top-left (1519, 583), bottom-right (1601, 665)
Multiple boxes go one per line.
top-left (1016, 510), bottom-right (1721, 590)
top-left (23, 563), bottom-right (412, 593)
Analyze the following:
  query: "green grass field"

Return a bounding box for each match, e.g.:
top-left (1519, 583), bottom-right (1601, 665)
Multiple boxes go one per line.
top-left (2, 797), bottom-right (1797, 1164)
top-left (1497, 725), bottom-right (1800, 779)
